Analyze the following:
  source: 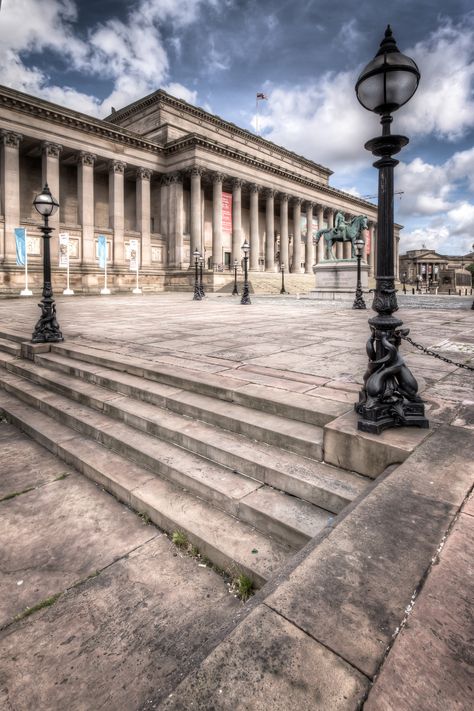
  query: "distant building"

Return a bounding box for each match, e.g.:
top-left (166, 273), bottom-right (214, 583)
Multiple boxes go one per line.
top-left (399, 249), bottom-right (474, 291)
top-left (0, 85), bottom-right (398, 294)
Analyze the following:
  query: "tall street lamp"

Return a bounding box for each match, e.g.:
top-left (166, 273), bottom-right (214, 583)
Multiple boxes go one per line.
top-left (354, 26), bottom-right (428, 434)
top-left (232, 259), bottom-right (239, 295)
top-left (199, 254), bottom-right (205, 298)
top-left (280, 262), bottom-right (287, 294)
top-left (192, 248), bottom-right (202, 301)
top-left (31, 184), bottom-right (63, 343)
top-left (352, 237), bottom-right (366, 309)
top-left (240, 240), bottom-right (251, 305)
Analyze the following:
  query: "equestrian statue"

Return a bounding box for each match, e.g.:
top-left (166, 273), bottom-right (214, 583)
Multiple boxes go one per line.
top-left (314, 212), bottom-right (368, 260)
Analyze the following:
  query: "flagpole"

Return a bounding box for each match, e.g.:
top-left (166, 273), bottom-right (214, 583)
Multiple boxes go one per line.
top-left (256, 95), bottom-right (259, 136)
top-left (20, 229), bottom-right (32, 296)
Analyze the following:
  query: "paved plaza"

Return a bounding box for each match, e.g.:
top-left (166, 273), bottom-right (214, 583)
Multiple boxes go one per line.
top-left (0, 291), bottom-right (473, 710)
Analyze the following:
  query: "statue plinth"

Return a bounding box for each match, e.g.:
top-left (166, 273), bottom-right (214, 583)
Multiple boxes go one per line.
top-left (311, 260), bottom-right (369, 300)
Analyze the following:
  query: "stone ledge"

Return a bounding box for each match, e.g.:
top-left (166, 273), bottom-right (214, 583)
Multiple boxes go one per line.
top-left (323, 409), bottom-right (432, 477)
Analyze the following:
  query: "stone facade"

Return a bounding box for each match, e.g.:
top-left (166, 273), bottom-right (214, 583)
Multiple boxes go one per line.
top-left (0, 85), bottom-right (397, 293)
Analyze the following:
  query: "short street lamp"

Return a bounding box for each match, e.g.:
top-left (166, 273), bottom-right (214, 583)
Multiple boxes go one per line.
top-left (199, 254), bottom-right (205, 298)
top-left (240, 240), bottom-right (251, 305)
top-left (354, 26), bottom-right (428, 433)
top-left (232, 259), bottom-right (239, 296)
top-left (280, 263), bottom-right (287, 294)
top-left (402, 271), bottom-right (407, 294)
top-left (31, 184), bottom-right (63, 343)
top-left (352, 237), bottom-right (366, 309)
top-left (193, 248), bottom-right (202, 301)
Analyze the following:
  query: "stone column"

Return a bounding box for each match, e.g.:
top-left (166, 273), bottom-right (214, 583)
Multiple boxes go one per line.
top-left (291, 197), bottom-right (302, 273)
top-left (232, 178), bottom-right (243, 264)
top-left (167, 173), bottom-right (184, 269)
top-left (77, 151), bottom-right (96, 266)
top-left (305, 202), bottom-right (314, 273)
top-left (136, 167), bottom-right (152, 267)
top-left (394, 235), bottom-right (400, 280)
top-left (109, 160), bottom-right (126, 266)
top-left (190, 167), bottom-right (202, 263)
top-left (249, 184), bottom-right (260, 271)
top-left (264, 189), bottom-right (276, 272)
top-left (317, 205), bottom-right (325, 263)
top-left (1, 131), bottom-right (22, 264)
top-left (42, 142), bottom-right (62, 249)
top-left (373, 223), bottom-right (378, 277)
top-left (279, 193), bottom-right (289, 269)
top-left (212, 173), bottom-right (224, 269)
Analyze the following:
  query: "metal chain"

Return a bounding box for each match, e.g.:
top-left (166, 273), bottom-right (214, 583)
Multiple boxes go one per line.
top-left (400, 334), bottom-right (474, 371)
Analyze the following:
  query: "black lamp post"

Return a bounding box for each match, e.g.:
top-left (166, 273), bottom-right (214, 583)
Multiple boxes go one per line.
top-left (232, 259), bottom-right (239, 295)
top-left (280, 262), bottom-right (287, 294)
top-left (354, 26), bottom-right (428, 434)
top-left (199, 254), bottom-right (205, 298)
top-left (240, 240), bottom-right (251, 305)
top-left (402, 271), bottom-right (407, 294)
top-left (192, 248), bottom-right (202, 301)
top-left (352, 237), bottom-right (366, 309)
top-left (31, 184), bottom-right (63, 343)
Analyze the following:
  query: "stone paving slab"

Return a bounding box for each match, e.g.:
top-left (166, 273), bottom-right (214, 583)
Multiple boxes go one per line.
top-left (160, 605), bottom-right (369, 711)
top-left (364, 511), bottom-right (474, 711)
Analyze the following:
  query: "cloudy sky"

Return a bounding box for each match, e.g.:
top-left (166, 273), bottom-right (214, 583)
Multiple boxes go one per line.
top-left (0, 0), bottom-right (473, 255)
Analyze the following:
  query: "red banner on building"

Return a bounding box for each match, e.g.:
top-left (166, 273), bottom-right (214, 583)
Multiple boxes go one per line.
top-left (222, 192), bottom-right (232, 233)
top-left (365, 229), bottom-right (370, 255)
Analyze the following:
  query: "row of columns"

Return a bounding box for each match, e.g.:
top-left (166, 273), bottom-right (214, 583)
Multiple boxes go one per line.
top-left (1, 131), bottom-right (379, 276)
top-left (0, 130), bottom-right (153, 268)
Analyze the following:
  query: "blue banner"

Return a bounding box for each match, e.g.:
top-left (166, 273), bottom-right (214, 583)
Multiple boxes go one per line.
top-left (97, 235), bottom-right (107, 269)
top-left (15, 228), bottom-right (26, 266)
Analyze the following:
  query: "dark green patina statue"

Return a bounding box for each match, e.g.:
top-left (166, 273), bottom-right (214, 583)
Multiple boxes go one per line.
top-left (315, 212), bottom-right (368, 260)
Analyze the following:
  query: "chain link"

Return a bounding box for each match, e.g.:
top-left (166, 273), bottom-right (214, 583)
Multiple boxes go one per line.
top-left (400, 334), bottom-right (474, 371)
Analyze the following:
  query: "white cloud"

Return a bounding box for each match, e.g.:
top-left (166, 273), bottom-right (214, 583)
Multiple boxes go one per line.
top-left (400, 18), bottom-right (474, 141)
top-left (396, 158), bottom-right (454, 217)
top-left (162, 82), bottom-right (198, 105)
top-left (0, 0), bottom-right (207, 116)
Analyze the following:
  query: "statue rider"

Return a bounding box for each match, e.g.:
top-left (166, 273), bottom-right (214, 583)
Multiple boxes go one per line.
top-left (333, 211), bottom-right (346, 238)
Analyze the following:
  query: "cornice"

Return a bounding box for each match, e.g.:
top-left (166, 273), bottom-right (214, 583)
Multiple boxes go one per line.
top-left (0, 85), bottom-right (164, 154)
top-left (105, 89), bottom-right (333, 178)
top-left (165, 134), bottom-right (377, 213)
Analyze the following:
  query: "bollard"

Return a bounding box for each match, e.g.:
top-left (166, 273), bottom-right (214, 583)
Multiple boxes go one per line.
top-left (412, 287), bottom-right (415, 295)
top-left (448, 288), bottom-right (451, 295)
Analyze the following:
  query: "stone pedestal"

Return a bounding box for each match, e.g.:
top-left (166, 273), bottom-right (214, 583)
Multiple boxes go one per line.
top-left (311, 260), bottom-right (369, 300)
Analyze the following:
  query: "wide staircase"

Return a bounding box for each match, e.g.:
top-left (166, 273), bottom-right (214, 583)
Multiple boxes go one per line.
top-left (0, 330), bottom-right (370, 587)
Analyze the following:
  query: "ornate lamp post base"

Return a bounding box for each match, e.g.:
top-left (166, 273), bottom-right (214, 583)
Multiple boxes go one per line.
top-left (32, 292), bottom-right (63, 343)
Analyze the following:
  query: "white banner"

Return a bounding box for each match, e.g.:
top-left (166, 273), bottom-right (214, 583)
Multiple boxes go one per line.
top-left (129, 239), bottom-right (138, 272)
top-left (59, 232), bottom-right (69, 268)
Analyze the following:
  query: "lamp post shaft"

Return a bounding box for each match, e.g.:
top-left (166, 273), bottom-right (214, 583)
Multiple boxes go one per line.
top-left (193, 257), bottom-right (202, 300)
top-left (352, 251), bottom-right (366, 309)
top-left (280, 265), bottom-right (286, 294)
top-left (241, 254), bottom-right (250, 304)
top-left (232, 263), bottom-right (239, 295)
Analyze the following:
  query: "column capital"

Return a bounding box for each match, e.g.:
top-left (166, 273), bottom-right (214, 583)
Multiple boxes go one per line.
top-left (279, 193), bottom-right (289, 203)
top-left (232, 177), bottom-right (244, 190)
top-left (189, 166), bottom-right (205, 178)
top-left (78, 151), bottom-right (96, 167)
top-left (2, 131), bottom-right (22, 148)
top-left (110, 160), bottom-right (126, 174)
top-left (212, 172), bottom-right (225, 185)
top-left (136, 167), bottom-right (152, 181)
top-left (250, 183), bottom-right (261, 194)
top-left (305, 200), bottom-right (315, 211)
top-left (291, 196), bottom-right (303, 206)
top-left (264, 188), bottom-right (277, 199)
top-left (42, 141), bottom-right (62, 158)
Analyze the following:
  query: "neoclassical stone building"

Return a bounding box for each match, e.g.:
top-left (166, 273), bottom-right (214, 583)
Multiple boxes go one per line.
top-left (0, 84), bottom-right (398, 293)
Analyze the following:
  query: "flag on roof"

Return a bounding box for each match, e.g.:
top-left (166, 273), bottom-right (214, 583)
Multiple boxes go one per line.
top-left (256, 92), bottom-right (268, 100)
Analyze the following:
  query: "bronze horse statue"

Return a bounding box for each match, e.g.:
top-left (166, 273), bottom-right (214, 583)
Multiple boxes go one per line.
top-left (315, 213), bottom-right (368, 260)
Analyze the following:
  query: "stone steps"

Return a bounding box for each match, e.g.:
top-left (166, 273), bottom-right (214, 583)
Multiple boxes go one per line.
top-left (0, 336), bottom-right (370, 586)
top-left (48, 342), bottom-right (349, 426)
top-left (33, 351), bottom-right (323, 459)
top-left (0, 394), bottom-right (291, 587)
top-left (0, 357), bottom-right (365, 513)
top-left (0, 337), bottom-right (21, 356)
